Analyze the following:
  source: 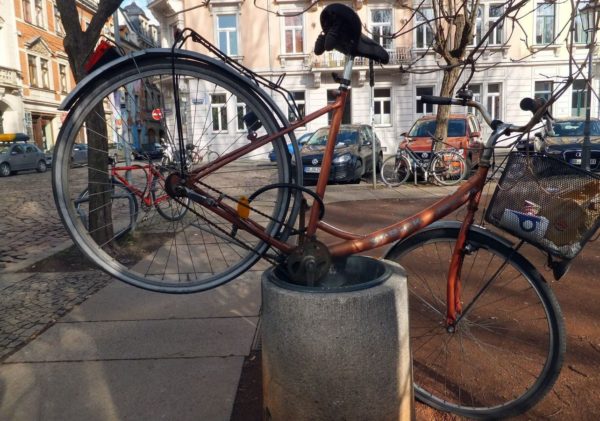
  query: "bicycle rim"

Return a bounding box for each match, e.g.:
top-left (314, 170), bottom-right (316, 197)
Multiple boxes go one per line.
top-left (380, 155), bottom-right (410, 187)
top-left (431, 151), bottom-right (467, 185)
top-left (53, 57), bottom-right (297, 293)
top-left (385, 227), bottom-right (565, 419)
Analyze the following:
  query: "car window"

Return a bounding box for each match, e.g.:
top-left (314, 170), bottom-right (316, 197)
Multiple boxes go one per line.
top-left (408, 119), bottom-right (467, 137)
top-left (12, 144), bottom-right (24, 154)
top-left (26, 145), bottom-right (37, 153)
top-left (447, 120), bottom-right (467, 137)
top-left (306, 128), bottom-right (359, 146)
top-left (551, 120), bottom-right (600, 136)
top-left (0, 144), bottom-right (10, 154)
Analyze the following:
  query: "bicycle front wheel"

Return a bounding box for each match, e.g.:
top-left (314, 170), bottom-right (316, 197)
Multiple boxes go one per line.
top-left (385, 226), bottom-right (565, 419)
top-left (380, 155), bottom-right (410, 187)
top-left (53, 54), bottom-right (298, 293)
top-left (431, 150), bottom-right (467, 185)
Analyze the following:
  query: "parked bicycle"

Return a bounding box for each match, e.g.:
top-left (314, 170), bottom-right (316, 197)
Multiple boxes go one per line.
top-left (186, 143), bottom-right (220, 165)
top-left (380, 137), bottom-right (467, 187)
top-left (51, 4), bottom-right (600, 419)
top-left (74, 158), bottom-right (190, 239)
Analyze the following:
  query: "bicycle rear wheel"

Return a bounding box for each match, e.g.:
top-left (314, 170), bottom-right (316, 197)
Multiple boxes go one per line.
top-left (380, 155), bottom-right (410, 187)
top-left (385, 225), bottom-right (565, 419)
top-left (431, 150), bottom-right (467, 185)
top-left (53, 54), bottom-right (298, 293)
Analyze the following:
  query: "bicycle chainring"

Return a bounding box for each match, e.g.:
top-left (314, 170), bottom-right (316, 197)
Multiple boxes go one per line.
top-left (285, 239), bottom-right (332, 286)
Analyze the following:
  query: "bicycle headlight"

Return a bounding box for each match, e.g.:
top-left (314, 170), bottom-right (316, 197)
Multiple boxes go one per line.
top-left (333, 154), bottom-right (351, 164)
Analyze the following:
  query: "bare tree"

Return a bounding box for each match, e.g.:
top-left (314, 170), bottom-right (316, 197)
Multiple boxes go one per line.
top-left (57, 0), bottom-right (121, 246)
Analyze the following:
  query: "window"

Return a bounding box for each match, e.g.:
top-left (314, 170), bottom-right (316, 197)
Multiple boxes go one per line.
top-left (211, 93), bottom-right (228, 131)
top-left (283, 14), bottom-right (303, 54)
top-left (34, 0), bottom-right (43, 27)
top-left (575, 2), bottom-right (590, 44)
top-left (40, 58), bottom-right (49, 89)
top-left (571, 79), bottom-right (590, 117)
top-left (327, 90), bottom-right (351, 125)
top-left (373, 88), bottom-right (391, 125)
top-left (288, 91), bottom-right (305, 122)
top-left (471, 6), bottom-right (483, 46)
top-left (487, 83), bottom-right (501, 120)
top-left (535, 3), bottom-right (555, 44)
top-left (489, 4), bottom-right (504, 45)
top-left (415, 9), bottom-right (434, 49)
top-left (59, 64), bottom-right (67, 91)
top-left (54, 4), bottom-right (64, 35)
top-left (28, 55), bottom-right (38, 87)
top-left (467, 84), bottom-right (482, 115)
top-left (236, 100), bottom-right (246, 131)
top-left (534, 81), bottom-right (553, 103)
top-left (370, 9), bottom-right (393, 51)
top-left (217, 15), bottom-right (238, 56)
top-left (416, 86), bottom-right (434, 114)
top-left (23, 0), bottom-right (32, 23)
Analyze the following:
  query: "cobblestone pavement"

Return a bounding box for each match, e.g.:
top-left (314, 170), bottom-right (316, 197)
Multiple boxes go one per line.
top-left (0, 271), bottom-right (112, 360)
top-left (0, 170), bottom-right (113, 360)
top-left (0, 170), bottom-right (71, 270)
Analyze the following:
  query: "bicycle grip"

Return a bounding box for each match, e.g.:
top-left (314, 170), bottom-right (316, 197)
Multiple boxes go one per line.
top-left (419, 95), bottom-right (453, 105)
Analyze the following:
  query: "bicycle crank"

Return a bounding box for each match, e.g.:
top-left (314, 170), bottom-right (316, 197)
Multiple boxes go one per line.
top-left (285, 239), bottom-right (332, 286)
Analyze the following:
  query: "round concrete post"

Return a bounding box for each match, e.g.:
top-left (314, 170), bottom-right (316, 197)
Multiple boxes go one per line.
top-left (261, 257), bottom-right (413, 421)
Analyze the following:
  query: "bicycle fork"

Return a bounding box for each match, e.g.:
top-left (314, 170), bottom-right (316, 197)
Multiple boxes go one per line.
top-left (445, 189), bottom-right (483, 329)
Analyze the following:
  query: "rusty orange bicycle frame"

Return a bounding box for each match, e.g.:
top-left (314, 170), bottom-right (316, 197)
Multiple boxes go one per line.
top-left (179, 58), bottom-right (491, 326)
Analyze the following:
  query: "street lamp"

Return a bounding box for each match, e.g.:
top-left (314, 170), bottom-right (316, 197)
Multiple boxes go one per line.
top-left (579, 0), bottom-right (600, 171)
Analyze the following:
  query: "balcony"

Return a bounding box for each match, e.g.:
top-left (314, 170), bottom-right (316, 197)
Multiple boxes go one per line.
top-left (311, 47), bottom-right (413, 68)
top-left (0, 67), bottom-right (21, 90)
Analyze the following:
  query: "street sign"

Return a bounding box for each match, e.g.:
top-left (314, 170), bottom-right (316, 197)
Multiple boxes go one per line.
top-left (151, 108), bottom-right (162, 121)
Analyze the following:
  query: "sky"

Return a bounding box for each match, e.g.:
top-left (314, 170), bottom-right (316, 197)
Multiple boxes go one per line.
top-left (121, 0), bottom-right (159, 25)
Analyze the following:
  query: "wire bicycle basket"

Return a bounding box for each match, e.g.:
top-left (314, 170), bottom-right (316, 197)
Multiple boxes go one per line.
top-left (485, 152), bottom-right (600, 260)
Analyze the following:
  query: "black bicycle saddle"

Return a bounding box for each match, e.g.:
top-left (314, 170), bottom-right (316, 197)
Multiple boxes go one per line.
top-left (314, 3), bottom-right (389, 64)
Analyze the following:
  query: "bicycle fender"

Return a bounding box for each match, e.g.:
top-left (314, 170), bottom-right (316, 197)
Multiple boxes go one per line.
top-left (59, 49), bottom-right (288, 128)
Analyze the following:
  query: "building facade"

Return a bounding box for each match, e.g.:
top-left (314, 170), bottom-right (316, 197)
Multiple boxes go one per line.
top-left (148, 0), bottom-right (599, 154)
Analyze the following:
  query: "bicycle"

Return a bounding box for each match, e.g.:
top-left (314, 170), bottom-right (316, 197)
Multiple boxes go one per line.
top-left (52, 3), bottom-right (599, 418)
top-left (186, 143), bottom-right (220, 165)
top-left (380, 137), bottom-right (468, 187)
top-left (74, 158), bottom-right (190, 239)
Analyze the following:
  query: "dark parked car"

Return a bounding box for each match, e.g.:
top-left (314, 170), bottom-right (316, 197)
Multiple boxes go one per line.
top-left (133, 143), bottom-right (164, 160)
top-left (534, 118), bottom-right (600, 171)
top-left (398, 114), bottom-right (483, 168)
top-left (0, 136), bottom-right (47, 177)
top-left (46, 143), bottom-right (88, 167)
top-left (294, 124), bottom-right (383, 184)
top-left (268, 132), bottom-right (313, 162)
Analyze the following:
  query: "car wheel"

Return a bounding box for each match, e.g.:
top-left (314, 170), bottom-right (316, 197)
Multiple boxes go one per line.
top-left (0, 162), bottom-right (10, 177)
top-left (352, 159), bottom-right (363, 184)
top-left (36, 160), bottom-right (47, 173)
top-left (376, 153), bottom-right (383, 173)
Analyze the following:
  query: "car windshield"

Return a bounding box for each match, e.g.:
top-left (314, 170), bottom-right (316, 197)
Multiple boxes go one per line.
top-left (408, 119), bottom-right (467, 137)
top-left (0, 144), bottom-right (10, 153)
top-left (550, 120), bottom-right (600, 137)
top-left (306, 128), bottom-right (359, 146)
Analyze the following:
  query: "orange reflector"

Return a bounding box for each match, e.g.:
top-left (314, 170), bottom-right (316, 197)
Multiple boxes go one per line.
top-left (237, 196), bottom-right (250, 219)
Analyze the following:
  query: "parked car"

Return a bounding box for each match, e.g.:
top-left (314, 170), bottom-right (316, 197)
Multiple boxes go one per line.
top-left (133, 143), bottom-right (164, 160)
top-left (45, 143), bottom-right (88, 167)
top-left (398, 114), bottom-right (483, 169)
top-left (0, 136), bottom-right (47, 176)
top-left (534, 117), bottom-right (600, 171)
top-left (294, 125), bottom-right (383, 184)
top-left (268, 132), bottom-right (313, 162)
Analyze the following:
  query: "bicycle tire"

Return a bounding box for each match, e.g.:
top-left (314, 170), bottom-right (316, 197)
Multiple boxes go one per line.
top-left (431, 150), bottom-right (467, 185)
top-left (207, 151), bottom-right (220, 163)
top-left (53, 55), bottom-right (297, 293)
top-left (385, 224), bottom-right (565, 419)
top-left (151, 170), bottom-right (190, 221)
top-left (380, 155), bottom-right (410, 187)
top-left (74, 181), bottom-right (138, 240)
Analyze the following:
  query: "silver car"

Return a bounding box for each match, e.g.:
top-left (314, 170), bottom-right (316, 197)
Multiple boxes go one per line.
top-left (0, 140), bottom-right (47, 177)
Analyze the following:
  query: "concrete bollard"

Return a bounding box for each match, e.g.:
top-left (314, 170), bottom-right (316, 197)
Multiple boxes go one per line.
top-left (261, 257), bottom-right (413, 421)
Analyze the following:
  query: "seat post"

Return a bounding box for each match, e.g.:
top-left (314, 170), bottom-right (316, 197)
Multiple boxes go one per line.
top-left (340, 56), bottom-right (353, 89)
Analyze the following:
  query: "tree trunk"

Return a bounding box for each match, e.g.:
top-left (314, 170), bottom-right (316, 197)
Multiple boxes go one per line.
top-left (433, 64), bottom-right (461, 150)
